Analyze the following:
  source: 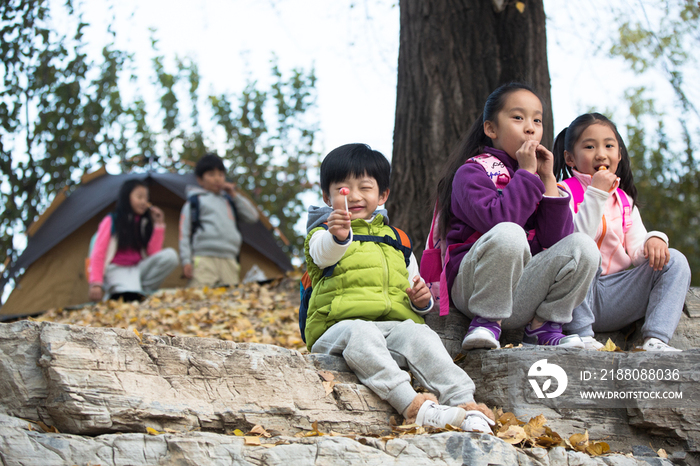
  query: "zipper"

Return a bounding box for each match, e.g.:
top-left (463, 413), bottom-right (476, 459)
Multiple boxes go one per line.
top-left (597, 216), bottom-right (606, 249)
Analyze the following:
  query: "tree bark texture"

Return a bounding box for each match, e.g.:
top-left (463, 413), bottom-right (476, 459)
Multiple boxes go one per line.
top-left (390, 0), bottom-right (552, 257)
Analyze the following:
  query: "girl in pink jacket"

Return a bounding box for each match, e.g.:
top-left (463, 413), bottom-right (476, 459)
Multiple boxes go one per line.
top-left (89, 179), bottom-right (178, 301)
top-left (554, 113), bottom-right (691, 351)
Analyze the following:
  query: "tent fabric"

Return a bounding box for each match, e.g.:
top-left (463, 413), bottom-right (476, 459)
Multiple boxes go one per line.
top-left (1, 171), bottom-right (293, 319)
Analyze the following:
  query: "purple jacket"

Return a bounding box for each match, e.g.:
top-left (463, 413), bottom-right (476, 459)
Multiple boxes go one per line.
top-left (445, 147), bottom-right (573, 295)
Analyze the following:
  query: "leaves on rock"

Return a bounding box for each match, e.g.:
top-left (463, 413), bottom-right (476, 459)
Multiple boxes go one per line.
top-left (36, 278), bottom-right (306, 350)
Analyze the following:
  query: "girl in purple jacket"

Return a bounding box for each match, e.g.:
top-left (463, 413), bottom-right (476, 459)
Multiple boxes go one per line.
top-left (434, 83), bottom-right (600, 350)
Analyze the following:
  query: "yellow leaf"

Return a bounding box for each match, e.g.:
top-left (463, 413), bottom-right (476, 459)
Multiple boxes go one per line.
top-left (585, 441), bottom-right (610, 456)
top-left (599, 338), bottom-right (621, 352)
top-left (233, 429), bottom-right (245, 436)
top-left (244, 436), bottom-right (261, 446)
top-left (146, 427), bottom-right (161, 435)
top-left (497, 425), bottom-right (528, 444)
top-left (133, 328), bottom-right (142, 343)
top-left (569, 430), bottom-right (589, 451)
top-left (515, 2), bottom-right (525, 13)
top-left (249, 425), bottom-right (271, 437)
top-left (322, 381), bottom-right (336, 396)
top-left (498, 412), bottom-right (523, 428)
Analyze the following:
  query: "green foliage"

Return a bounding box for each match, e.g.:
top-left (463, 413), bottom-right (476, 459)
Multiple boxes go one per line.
top-left (210, 61), bottom-right (318, 257)
top-left (608, 1), bottom-right (700, 284)
top-left (0, 0), bottom-right (119, 271)
top-left (624, 88), bottom-right (700, 285)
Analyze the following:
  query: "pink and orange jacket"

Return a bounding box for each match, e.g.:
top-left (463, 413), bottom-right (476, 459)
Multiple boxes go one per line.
top-left (558, 170), bottom-right (668, 276)
top-left (88, 215), bottom-right (166, 286)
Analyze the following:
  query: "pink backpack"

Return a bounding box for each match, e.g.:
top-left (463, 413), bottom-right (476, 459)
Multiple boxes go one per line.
top-left (560, 177), bottom-right (632, 233)
top-left (420, 154), bottom-right (523, 316)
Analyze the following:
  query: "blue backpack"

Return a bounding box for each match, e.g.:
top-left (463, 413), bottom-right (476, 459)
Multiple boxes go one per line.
top-left (298, 223), bottom-right (413, 342)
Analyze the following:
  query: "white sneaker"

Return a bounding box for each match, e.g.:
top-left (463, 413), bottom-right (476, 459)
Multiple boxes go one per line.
top-left (462, 327), bottom-right (500, 350)
top-left (415, 401), bottom-right (466, 428)
top-left (581, 336), bottom-right (604, 350)
top-left (637, 338), bottom-right (681, 352)
top-left (461, 410), bottom-right (495, 433)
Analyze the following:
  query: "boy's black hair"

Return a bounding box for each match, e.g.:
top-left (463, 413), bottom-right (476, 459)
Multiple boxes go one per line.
top-left (195, 153), bottom-right (226, 178)
top-left (114, 179), bottom-right (153, 251)
top-left (435, 82), bottom-right (543, 237)
top-left (320, 143), bottom-right (391, 195)
top-left (552, 112), bottom-right (638, 207)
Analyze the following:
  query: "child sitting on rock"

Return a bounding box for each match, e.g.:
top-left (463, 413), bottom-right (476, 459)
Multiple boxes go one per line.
top-left (304, 143), bottom-right (495, 432)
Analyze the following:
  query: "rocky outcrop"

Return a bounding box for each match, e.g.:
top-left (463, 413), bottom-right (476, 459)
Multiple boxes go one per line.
top-left (0, 319), bottom-right (695, 465)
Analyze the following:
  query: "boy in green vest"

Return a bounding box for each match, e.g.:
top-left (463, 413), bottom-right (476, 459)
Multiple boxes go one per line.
top-left (304, 143), bottom-right (495, 432)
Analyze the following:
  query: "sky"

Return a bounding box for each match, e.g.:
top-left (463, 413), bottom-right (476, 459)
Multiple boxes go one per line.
top-left (75, 0), bottom-right (681, 161)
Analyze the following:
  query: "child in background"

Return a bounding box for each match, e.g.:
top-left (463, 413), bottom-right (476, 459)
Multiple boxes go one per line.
top-left (179, 153), bottom-right (259, 287)
top-left (88, 179), bottom-right (178, 301)
top-left (434, 82), bottom-right (600, 350)
top-left (305, 143), bottom-right (495, 432)
top-left (553, 113), bottom-right (691, 351)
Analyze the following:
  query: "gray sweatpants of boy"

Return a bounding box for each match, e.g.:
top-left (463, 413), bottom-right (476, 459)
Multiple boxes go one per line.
top-left (564, 248), bottom-right (691, 343)
top-left (311, 319), bottom-right (476, 415)
top-left (451, 222), bottom-right (600, 329)
top-left (104, 248), bottom-right (179, 296)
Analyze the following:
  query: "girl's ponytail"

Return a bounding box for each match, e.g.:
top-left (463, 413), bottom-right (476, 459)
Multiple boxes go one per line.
top-left (552, 127), bottom-right (572, 181)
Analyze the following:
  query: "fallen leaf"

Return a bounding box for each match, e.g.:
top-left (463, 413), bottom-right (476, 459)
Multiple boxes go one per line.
top-left (497, 425), bottom-right (527, 444)
top-left (585, 441), bottom-right (610, 456)
top-left (657, 448), bottom-right (668, 458)
top-left (249, 425), bottom-right (271, 437)
top-left (232, 429), bottom-right (245, 436)
top-left (133, 328), bottom-right (142, 343)
top-left (515, 2), bottom-right (525, 13)
top-left (318, 370), bottom-right (335, 382)
top-left (569, 430), bottom-right (590, 451)
top-left (146, 427), bottom-right (162, 435)
top-left (322, 380), bottom-right (336, 396)
top-left (598, 338), bottom-right (622, 352)
top-left (244, 436), bottom-right (261, 446)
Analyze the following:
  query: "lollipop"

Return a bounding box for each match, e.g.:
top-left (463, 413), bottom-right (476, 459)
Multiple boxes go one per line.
top-left (339, 187), bottom-right (349, 211)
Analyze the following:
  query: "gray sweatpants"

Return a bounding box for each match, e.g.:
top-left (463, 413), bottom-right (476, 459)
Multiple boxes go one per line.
top-left (564, 248), bottom-right (691, 343)
top-left (311, 319), bottom-right (476, 415)
top-left (104, 248), bottom-right (179, 296)
top-left (451, 223), bottom-right (600, 329)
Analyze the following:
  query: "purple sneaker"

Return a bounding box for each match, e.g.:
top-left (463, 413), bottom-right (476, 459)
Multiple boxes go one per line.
top-left (462, 317), bottom-right (501, 350)
top-left (523, 321), bottom-right (584, 348)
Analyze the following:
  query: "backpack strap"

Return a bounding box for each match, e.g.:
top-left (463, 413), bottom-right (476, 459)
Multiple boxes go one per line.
top-left (467, 154), bottom-right (511, 189)
top-left (616, 188), bottom-right (632, 233)
top-left (354, 225), bottom-right (412, 267)
top-left (561, 177), bottom-right (585, 213)
top-left (188, 194), bottom-right (202, 244)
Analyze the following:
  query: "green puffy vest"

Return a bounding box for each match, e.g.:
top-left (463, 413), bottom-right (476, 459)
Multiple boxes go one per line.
top-left (304, 215), bottom-right (424, 350)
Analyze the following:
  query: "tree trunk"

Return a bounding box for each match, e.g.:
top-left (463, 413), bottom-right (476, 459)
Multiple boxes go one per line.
top-left (389, 0), bottom-right (552, 257)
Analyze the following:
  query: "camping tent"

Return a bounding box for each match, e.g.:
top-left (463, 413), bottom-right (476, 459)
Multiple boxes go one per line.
top-left (0, 168), bottom-right (293, 320)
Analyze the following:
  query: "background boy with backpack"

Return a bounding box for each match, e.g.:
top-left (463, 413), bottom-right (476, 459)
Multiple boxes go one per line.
top-left (304, 143), bottom-right (495, 433)
top-left (179, 153), bottom-right (259, 287)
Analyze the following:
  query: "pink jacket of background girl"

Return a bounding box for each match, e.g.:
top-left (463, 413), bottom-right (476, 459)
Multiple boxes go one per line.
top-left (559, 170), bottom-right (668, 276)
top-left (88, 215), bottom-right (166, 285)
